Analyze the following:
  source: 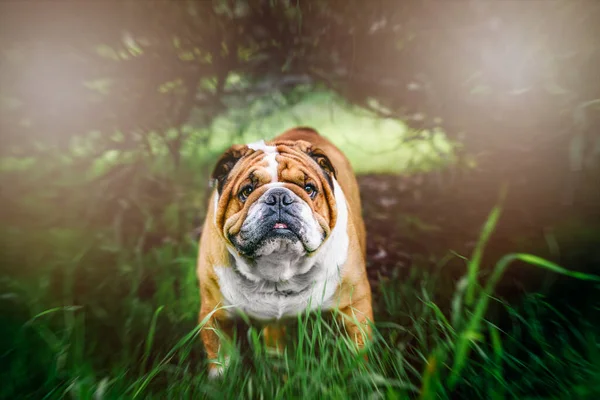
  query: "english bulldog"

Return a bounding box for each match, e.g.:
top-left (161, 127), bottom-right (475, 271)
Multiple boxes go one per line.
top-left (197, 127), bottom-right (373, 377)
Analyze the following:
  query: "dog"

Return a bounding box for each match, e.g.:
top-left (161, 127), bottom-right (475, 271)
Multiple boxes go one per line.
top-left (197, 127), bottom-right (373, 377)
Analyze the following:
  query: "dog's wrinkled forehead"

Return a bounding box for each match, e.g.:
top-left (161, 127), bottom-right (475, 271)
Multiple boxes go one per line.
top-left (246, 139), bottom-right (278, 182)
top-left (211, 139), bottom-right (337, 194)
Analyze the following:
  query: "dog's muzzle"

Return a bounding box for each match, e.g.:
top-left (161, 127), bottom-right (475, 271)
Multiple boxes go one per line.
top-left (231, 187), bottom-right (322, 257)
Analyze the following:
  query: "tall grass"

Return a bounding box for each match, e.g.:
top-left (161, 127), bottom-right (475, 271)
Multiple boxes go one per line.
top-left (2, 205), bottom-right (600, 399)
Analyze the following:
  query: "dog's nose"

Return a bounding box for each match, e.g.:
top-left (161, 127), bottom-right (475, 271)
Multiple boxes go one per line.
top-left (264, 188), bottom-right (295, 207)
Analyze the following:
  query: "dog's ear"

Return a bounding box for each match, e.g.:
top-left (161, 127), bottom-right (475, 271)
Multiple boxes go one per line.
top-left (307, 147), bottom-right (337, 188)
top-left (211, 145), bottom-right (252, 194)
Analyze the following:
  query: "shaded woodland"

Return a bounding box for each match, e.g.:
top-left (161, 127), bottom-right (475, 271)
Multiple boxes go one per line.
top-left (2, 1), bottom-right (600, 398)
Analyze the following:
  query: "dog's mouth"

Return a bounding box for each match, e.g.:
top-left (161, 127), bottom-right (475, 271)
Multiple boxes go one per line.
top-left (271, 222), bottom-right (295, 236)
top-left (273, 222), bottom-right (288, 229)
top-left (263, 221), bottom-right (299, 242)
top-left (233, 211), bottom-right (323, 258)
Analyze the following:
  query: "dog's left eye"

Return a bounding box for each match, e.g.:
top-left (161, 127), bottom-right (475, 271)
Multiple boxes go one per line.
top-left (304, 184), bottom-right (317, 198)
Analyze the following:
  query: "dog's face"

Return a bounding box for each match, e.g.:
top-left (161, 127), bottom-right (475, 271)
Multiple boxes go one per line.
top-left (211, 138), bottom-right (339, 282)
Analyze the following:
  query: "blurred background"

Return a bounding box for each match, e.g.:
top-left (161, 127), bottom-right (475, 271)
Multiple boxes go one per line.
top-left (1, 1), bottom-right (600, 398)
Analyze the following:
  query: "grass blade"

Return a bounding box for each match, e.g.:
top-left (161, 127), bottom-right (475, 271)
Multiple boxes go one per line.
top-left (140, 305), bottom-right (164, 375)
top-left (465, 205), bottom-right (502, 307)
top-left (449, 253), bottom-right (600, 388)
top-left (489, 324), bottom-right (505, 400)
top-left (131, 305), bottom-right (233, 398)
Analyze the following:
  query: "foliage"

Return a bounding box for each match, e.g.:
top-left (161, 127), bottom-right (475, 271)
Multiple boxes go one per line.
top-left (2, 1), bottom-right (600, 162)
top-left (2, 206), bottom-right (600, 399)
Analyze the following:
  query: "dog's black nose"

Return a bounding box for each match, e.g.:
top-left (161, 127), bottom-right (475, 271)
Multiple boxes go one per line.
top-left (264, 188), bottom-right (295, 207)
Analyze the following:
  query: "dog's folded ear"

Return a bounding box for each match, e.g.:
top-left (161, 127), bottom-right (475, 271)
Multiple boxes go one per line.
top-left (307, 147), bottom-right (337, 188)
top-left (211, 145), bottom-right (253, 194)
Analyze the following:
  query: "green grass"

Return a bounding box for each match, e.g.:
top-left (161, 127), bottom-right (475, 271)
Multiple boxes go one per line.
top-left (2, 206), bottom-right (600, 399)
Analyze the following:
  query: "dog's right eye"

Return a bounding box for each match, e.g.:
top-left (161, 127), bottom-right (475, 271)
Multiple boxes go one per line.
top-left (239, 185), bottom-right (253, 201)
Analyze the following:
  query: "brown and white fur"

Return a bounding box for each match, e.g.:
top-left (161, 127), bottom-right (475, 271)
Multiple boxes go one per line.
top-left (197, 127), bottom-right (372, 377)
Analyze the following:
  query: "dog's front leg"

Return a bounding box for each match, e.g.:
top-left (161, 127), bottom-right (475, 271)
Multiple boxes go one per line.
top-left (263, 324), bottom-right (286, 354)
top-left (338, 294), bottom-right (373, 354)
top-left (199, 306), bottom-right (233, 378)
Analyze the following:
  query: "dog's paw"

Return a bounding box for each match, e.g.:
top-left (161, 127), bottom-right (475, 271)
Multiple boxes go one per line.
top-left (207, 356), bottom-right (230, 379)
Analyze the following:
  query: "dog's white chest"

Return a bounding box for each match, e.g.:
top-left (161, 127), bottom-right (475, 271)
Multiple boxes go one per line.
top-left (214, 264), bottom-right (341, 321)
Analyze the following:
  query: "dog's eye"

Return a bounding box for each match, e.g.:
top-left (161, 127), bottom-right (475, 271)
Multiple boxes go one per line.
top-left (239, 185), bottom-right (253, 201)
top-left (304, 184), bottom-right (317, 199)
